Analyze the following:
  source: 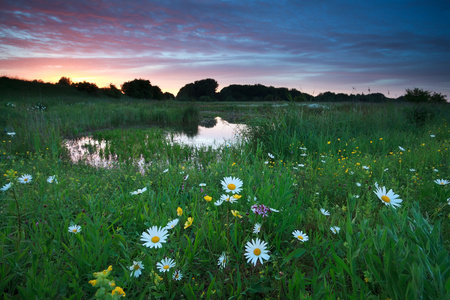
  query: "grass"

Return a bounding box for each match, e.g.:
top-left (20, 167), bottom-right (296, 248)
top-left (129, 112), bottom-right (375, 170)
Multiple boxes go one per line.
top-left (0, 95), bottom-right (449, 299)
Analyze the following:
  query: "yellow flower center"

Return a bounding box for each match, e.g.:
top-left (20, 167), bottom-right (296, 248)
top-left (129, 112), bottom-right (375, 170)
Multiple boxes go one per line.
top-left (133, 264), bottom-right (140, 270)
top-left (227, 183), bottom-right (236, 190)
top-left (298, 235), bottom-right (303, 240)
top-left (175, 274), bottom-right (179, 278)
top-left (381, 195), bottom-right (390, 203)
top-left (24, 178), bottom-right (28, 182)
top-left (151, 236), bottom-right (160, 243)
top-left (163, 265), bottom-right (169, 270)
top-left (253, 248), bottom-right (261, 256)
top-left (441, 182), bottom-right (444, 185)
top-left (223, 259), bottom-right (226, 263)
top-left (72, 229), bottom-right (77, 232)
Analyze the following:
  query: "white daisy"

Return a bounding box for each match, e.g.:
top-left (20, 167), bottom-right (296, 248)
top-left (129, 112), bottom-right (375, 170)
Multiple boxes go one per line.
top-left (384, 168), bottom-right (389, 172)
top-left (220, 194), bottom-right (237, 204)
top-left (18, 174), bottom-right (32, 184)
top-left (300, 153), bottom-right (307, 156)
top-left (129, 261), bottom-right (144, 278)
top-left (7, 132), bottom-right (15, 137)
top-left (298, 164), bottom-right (305, 167)
top-left (163, 168), bottom-right (169, 173)
top-left (68, 225), bottom-right (81, 234)
top-left (131, 187), bottom-right (147, 195)
top-left (264, 161), bottom-right (269, 164)
top-left (430, 135), bottom-right (435, 138)
top-left (253, 223), bottom-right (261, 234)
top-left (156, 258), bottom-right (176, 273)
top-left (268, 153), bottom-right (274, 159)
top-left (330, 226), bottom-right (340, 234)
top-left (214, 199), bottom-right (224, 206)
top-left (140, 226), bottom-right (168, 248)
top-left (221, 177), bottom-right (243, 194)
top-left (356, 182), bottom-right (361, 187)
top-left (433, 169), bottom-right (438, 172)
top-left (199, 183), bottom-right (206, 187)
top-left (184, 175), bottom-right (189, 180)
top-left (165, 219), bottom-right (179, 230)
top-left (47, 175), bottom-right (58, 184)
top-left (173, 270), bottom-right (183, 281)
top-left (1, 182), bottom-right (12, 192)
top-left (218, 252), bottom-right (227, 269)
top-left (292, 230), bottom-right (309, 242)
top-left (300, 147), bottom-right (307, 150)
top-left (374, 186), bottom-right (403, 208)
top-left (434, 179), bottom-right (449, 185)
top-left (362, 166), bottom-right (369, 170)
top-left (398, 146), bottom-right (405, 151)
top-left (409, 169), bottom-right (416, 172)
top-left (320, 208), bottom-right (330, 216)
top-left (244, 238), bottom-right (270, 266)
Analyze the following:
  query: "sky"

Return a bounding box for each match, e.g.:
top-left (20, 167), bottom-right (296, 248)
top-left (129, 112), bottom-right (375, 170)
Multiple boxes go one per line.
top-left (1, 0), bottom-right (450, 98)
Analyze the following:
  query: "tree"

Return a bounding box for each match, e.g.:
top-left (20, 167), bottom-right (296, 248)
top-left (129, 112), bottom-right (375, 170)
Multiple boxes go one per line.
top-left (57, 76), bottom-right (72, 86)
top-left (102, 84), bottom-right (122, 98)
top-left (121, 78), bottom-right (163, 100)
top-left (177, 78), bottom-right (218, 100)
top-left (404, 88), bottom-right (447, 103)
top-left (72, 81), bottom-right (99, 94)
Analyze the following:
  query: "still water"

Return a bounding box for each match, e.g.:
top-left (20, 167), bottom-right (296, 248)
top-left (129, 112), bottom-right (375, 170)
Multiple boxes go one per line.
top-left (65, 117), bottom-right (246, 167)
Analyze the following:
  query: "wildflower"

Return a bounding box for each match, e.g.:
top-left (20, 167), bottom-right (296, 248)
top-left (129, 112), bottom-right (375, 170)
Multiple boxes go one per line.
top-left (18, 174), bottom-right (32, 184)
top-left (165, 219), bottom-right (179, 230)
top-left (156, 258), bottom-right (176, 273)
top-left (163, 168), bottom-right (169, 173)
top-left (264, 161), bottom-right (269, 164)
top-left (214, 199), bottom-right (224, 206)
top-left (320, 208), bottom-right (330, 216)
top-left (330, 226), bottom-right (340, 234)
top-left (140, 226), bottom-right (168, 248)
top-left (111, 286), bottom-right (126, 297)
top-left (430, 135), bottom-right (435, 137)
top-left (409, 169), bottom-right (416, 172)
top-left (384, 168), bottom-right (389, 172)
top-left (232, 194), bottom-right (242, 200)
top-left (218, 252), bottom-right (227, 269)
top-left (251, 204), bottom-right (272, 217)
top-left (433, 169), bottom-right (438, 172)
top-left (47, 175), bottom-right (58, 184)
top-left (300, 153), bottom-right (307, 156)
top-left (253, 223), bottom-right (261, 233)
top-left (221, 176), bottom-right (243, 194)
top-left (1, 182), bottom-right (12, 192)
top-left (88, 279), bottom-right (97, 286)
top-left (231, 210), bottom-right (243, 218)
top-left (184, 217), bottom-right (193, 229)
top-left (184, 174), bottom-right (189, 180)
top-left (173, 270), bottom-right (183, 281)
top-left (374, 186), bottom-right (403, 208)
top-left (356, 182), bottom-right (361, 187)
top-left (398, 146), bottom-right (405, 151)
top-left (244, 238), bottom-right (270, 266)
top-left (177, 207), bottom-right (183, 216)
top-left (434, 179), bottom-right (449, 185)
top-left (204, 195), bottom-right (212, 202)
top-left (68, 224), bottom-right (81, 234)
top-left (447, 198), bottom-right (450, 205)
top-left (129, 261), bottom-right (144, 277)
top-left (292, 230), bottom-right (309, 242)
top-left (321, 160), bottom-right (326, 163)
top-left (7, 132), bottom-right (15, 137)
top-left (221, 194), bottom-right (236, 204)
top-left (131, 187), bottom-right (147, 195)
top-left (199, 183), bottom-right (206, 187)
top-left (363, 166), bottom-right (369, 170)
top-left (268, 153), bottom-right (274, 159)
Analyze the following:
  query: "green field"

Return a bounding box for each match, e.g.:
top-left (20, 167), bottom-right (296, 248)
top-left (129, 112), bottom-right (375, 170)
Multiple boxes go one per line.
top-left (1, 91), bottom-right (449, 299)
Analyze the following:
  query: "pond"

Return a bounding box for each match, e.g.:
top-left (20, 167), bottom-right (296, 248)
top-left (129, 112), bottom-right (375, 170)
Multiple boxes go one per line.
top-left (64, 117), bottom-right (247, 167)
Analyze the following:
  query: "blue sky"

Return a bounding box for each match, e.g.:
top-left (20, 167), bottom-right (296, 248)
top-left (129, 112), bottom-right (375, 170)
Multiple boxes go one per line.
top-left (1, 0), bottom-right (449, 97)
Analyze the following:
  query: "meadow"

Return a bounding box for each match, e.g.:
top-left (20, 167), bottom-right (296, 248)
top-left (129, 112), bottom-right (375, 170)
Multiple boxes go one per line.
top-left (0, 93), bottom-right (449, 299)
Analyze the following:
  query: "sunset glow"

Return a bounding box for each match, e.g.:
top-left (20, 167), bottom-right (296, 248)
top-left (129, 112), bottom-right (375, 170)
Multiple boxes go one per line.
top-left (1, 0), bottom-right (449, 97)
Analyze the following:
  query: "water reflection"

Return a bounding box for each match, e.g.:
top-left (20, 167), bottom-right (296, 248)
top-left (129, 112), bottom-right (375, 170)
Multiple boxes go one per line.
top-left (65, 117), bottom-right (246, 167)
top-left (168, 117), bottom-right (245, 148)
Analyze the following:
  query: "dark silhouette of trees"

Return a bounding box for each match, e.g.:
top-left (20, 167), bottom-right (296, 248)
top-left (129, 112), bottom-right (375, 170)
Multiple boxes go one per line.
top-left (57, 76), bottom-right (72, 86)
top-left (404, 88), bottom-right (447, 103)
top-left (102, 84), bottom-right (122, 98)
top-left (72, 81), bottom-right (99, 94)
top-left (177, 78), bottom-right (218, 101)
top-left (219, 84), bottom-right (308, 102)
top-left (121, 78), bottom-right (163, 100)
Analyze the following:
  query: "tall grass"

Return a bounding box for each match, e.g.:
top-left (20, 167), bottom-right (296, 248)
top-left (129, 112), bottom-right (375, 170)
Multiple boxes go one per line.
top-left (0, 100), bottom-right (449, 299)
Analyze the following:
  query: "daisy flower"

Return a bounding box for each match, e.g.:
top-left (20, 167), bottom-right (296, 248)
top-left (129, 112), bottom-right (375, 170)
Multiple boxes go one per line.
top-left (356, 182), bottom-right (361, 187)
top-left (244, 238), bottom-right (270, 266)
top-left (131, 187), bottom-right (147, 195)
top-left (47, 175), bottom-right (58, 184)
top-left (156, 258), bottom-right (176, 273)
top-left (374, 186), bottom-right (403, 208)
top-left (398, 146), bottom-right (405, 151)
top-left (298, 164), bottom-right (305, 167)
top-left (173, 270), bottom-right (183, 281)
top-left (320, 208), bottom-right (330, 216)
top-left (409, 169), bottom-right (416, 172)
top-left (330, 226), bottom-right (340, 234)
top-left (214, 199), bottom-right (224, 206)
top-left (140, 226), bottom-right (168, 248)
top-left (184, 217), bottom-right (193, 229)
top-left (430, 134), bottom-right (435, 138)
top-left (199, 183), bottom-right (206, 187)
top-left (384, 168), bottom-right (389, 172)
top-left (163, 168), bottom-right (169, 173)
top-left (129, 261), bottom-right (144, 278)
top-left (218, 252), bottom-right (227, 269)
top-left (253, 223), bottom-right (261, 233)
top-left (184, 175), bottom-right (189, 180)
top-left (363, 166), bottom-right (369, 170)
top-left (18, 174), bottom-right (32, 184)
top-left (68, 224), bottom-right (81, 234)
top-left (220, 194), bottom-right (236, 204)
top-left (1, 182), bottom-right (12, 192)
top-left (268, 153), bottom-right (275, 159)
top-left (292, 230), bottom-right (309, 242)
top-left (165, 219), bottom-right (179, 230)
top-left (7, 132), bottom-right (15, 137)
top-left (221, 177), bottom-right (243, 194)
top-left (434, 179), bottom-right (449, 185)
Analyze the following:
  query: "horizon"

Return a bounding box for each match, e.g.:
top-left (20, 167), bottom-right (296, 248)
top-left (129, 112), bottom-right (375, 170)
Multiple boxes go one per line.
top-left (1, 0), bottom-right (450, 98)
